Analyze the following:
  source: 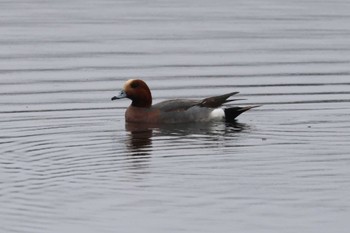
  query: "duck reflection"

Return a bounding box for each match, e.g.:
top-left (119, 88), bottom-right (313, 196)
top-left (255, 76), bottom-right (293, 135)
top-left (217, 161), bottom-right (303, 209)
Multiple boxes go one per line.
top-left (125, 123), bottom-right (153, 151)
top-left (123, 123), bottom-right (154, 172)
top-left (125, 120), bottom-right (249, 152)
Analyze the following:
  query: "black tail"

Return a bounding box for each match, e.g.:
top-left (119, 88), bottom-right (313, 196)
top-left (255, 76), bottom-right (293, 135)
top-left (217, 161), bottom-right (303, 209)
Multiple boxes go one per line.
top-left (224, 106), bottom-right (259, 121)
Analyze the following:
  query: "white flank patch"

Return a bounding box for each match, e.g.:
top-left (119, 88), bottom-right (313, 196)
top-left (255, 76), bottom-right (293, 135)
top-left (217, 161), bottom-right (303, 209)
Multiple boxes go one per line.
top-left (209, 108), bottom-right (225, 120)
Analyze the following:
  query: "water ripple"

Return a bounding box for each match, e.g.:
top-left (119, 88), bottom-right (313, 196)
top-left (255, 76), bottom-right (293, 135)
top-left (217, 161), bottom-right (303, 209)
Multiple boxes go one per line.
top-left (1, 0), bottom-right (350, 232)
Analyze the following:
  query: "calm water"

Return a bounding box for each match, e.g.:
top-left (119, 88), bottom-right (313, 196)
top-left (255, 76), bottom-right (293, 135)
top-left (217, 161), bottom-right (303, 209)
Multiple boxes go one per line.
top-left (1, 0), bottom-right (350, 232)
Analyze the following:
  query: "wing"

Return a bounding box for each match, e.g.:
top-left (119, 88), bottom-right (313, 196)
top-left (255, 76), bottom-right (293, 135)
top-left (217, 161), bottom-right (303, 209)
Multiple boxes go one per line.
top-left (199, 92), bottom-right (239, 108)
top-left (152, 92), bottom-right (240, 112)
top-left (152, 99), bottom-right (201, 112)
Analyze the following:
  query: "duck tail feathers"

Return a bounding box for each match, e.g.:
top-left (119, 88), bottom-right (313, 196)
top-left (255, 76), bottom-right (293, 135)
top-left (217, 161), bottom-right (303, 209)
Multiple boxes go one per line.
top-left (224, 105), bottom-right (260, 121)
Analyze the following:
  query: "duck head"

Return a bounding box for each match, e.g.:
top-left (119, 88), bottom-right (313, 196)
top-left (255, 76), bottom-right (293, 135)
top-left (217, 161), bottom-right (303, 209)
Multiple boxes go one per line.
top-left (111, 79), bottom-right (152, 108)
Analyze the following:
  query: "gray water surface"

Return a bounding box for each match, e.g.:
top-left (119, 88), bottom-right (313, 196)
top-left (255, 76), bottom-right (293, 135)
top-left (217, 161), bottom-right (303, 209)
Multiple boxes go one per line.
top-left (1, 0), bottom-right (350, 232)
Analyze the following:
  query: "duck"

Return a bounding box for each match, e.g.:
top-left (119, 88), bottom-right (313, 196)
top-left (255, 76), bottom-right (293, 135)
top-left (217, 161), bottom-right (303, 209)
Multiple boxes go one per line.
top-left (111, 79), bottom-right (257, 123)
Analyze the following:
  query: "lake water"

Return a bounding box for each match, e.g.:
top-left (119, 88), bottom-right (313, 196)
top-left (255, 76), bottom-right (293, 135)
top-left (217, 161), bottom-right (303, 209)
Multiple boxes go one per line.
top-left (1, 0), bottom-right (350, 232)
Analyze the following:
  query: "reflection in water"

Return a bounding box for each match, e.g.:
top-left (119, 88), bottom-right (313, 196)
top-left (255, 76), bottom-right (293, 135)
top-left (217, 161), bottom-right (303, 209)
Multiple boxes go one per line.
top-left (123, 123), bottom-right (153, 171)
top-left (125, 121), bottom-right (249, 151)
top-left (125, 123), bottom-right (153, 151)
top-left (124, 121), bottom-right (250, 172)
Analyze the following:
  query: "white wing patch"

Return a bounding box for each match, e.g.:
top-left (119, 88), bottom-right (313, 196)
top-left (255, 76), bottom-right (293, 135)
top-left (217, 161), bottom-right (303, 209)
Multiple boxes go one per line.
top-left (209, 108), bottom-right (225, 120)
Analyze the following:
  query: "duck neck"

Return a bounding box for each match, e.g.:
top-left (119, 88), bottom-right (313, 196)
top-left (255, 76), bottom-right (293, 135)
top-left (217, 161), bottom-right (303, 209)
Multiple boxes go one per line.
top-left (131, 92), bottom-right (152, 108)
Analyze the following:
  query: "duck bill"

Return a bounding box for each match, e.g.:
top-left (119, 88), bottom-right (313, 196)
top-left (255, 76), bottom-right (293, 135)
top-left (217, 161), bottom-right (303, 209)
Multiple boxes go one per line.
top-left (111, 90), bottom-right (127, 101)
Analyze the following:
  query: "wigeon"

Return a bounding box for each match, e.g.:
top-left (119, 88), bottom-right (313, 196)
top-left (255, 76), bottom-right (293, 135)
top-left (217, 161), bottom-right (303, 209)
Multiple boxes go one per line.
top-left (112, 79), bottom-right (257, 123)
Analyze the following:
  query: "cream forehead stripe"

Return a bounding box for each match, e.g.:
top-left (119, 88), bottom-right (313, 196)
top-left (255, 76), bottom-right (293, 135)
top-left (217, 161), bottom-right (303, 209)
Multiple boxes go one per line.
top-left (124, 79), bottom-right (135, 89)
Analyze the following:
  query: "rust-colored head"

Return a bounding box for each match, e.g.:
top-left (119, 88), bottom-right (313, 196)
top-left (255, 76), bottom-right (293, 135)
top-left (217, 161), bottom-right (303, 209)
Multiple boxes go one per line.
top-left (111, 79), bottom-right (152, 108)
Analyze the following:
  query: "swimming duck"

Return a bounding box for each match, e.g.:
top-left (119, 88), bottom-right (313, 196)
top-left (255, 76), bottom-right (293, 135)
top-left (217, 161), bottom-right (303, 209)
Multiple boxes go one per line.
top-left (111, 79), bottom-right (257, 123)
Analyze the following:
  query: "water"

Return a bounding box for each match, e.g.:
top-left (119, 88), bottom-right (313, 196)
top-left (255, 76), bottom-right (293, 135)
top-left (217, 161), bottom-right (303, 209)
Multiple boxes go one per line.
top-left (1, 0), bottom-right (350, 232)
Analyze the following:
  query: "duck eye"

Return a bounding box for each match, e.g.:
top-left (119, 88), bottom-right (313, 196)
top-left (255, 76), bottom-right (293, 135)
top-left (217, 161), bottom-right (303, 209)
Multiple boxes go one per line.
top-left (131, 82), bottom-right (139, 88)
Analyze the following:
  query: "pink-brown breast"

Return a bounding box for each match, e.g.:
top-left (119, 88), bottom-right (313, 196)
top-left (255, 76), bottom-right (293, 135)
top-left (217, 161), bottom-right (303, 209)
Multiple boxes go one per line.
top-left (125, 106), bottom-right (161, 123)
